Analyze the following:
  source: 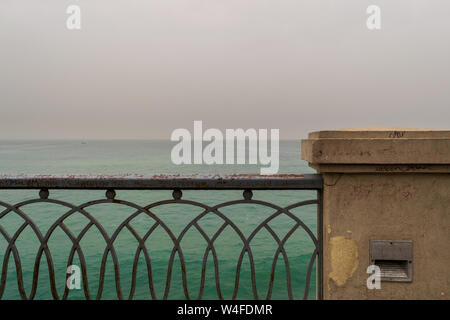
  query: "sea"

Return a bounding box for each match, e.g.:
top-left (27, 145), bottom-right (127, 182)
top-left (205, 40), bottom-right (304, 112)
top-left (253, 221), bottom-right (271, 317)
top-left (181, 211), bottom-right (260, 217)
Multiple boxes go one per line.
top-left (0, 140), bottom-right (318, 300)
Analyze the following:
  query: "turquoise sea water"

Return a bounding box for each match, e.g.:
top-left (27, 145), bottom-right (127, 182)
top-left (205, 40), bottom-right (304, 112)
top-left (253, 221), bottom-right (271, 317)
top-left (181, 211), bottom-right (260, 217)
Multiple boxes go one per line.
top-left (0, 140), bottom-right (317, 300)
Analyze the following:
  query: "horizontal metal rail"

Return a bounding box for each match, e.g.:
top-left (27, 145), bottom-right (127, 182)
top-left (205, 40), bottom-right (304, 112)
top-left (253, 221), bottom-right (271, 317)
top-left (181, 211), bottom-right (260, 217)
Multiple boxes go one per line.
top-left (0, 174), bottom-right (323, 300)
top-left (0, 174), bottom-right (323, 190)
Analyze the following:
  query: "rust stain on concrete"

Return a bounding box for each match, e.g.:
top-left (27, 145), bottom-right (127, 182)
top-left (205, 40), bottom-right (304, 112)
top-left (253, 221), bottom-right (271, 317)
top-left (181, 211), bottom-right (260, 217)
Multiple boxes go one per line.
top-left (329, 236), bottom-right (359, 286)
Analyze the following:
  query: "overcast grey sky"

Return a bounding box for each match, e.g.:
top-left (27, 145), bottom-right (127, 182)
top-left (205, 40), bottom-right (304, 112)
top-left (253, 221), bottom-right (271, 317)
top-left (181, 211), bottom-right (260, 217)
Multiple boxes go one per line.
top-left (0, 0), bottom-right (449, 139)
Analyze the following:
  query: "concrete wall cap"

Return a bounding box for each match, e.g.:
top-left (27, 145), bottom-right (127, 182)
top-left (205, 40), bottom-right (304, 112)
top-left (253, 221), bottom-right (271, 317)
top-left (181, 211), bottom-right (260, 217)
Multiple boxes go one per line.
top-left (308, 127), bottom-right (450, 139)
top-left (302, 128), bottom-right (450, 171)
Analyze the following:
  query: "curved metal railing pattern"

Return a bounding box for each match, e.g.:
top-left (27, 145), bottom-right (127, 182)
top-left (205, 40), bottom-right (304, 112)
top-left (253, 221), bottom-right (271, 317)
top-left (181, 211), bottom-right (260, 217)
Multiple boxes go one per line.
top-left (0, 174), bottom-right (323, 300)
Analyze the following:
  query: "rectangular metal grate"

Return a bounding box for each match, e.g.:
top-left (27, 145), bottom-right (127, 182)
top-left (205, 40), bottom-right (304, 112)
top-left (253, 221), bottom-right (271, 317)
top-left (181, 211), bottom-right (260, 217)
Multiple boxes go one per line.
top-left (375, 260), bottom-right (409, 279)
top-left (370, 240), bottom-right (413, 282)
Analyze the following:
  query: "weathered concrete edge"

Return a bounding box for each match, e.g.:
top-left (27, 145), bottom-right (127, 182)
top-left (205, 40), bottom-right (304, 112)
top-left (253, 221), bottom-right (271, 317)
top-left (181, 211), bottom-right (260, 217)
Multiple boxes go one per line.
top-left (309, 164), bottom-right (450, 173)
top-left (302, 139), bottom-right (450, 166)
top-left (308, 129), bottom-right (450, 139)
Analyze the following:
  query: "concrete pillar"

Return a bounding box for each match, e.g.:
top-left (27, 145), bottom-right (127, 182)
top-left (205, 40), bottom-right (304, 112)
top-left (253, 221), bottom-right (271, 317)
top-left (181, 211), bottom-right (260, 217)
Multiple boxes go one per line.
top-left (301, 127), bottom-right (450, 299)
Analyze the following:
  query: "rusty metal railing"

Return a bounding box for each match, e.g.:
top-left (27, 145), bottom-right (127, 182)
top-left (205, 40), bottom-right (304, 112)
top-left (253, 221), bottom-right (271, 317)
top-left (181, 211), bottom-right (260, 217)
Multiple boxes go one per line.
top-left (0, 174), bottom-right (323, 300)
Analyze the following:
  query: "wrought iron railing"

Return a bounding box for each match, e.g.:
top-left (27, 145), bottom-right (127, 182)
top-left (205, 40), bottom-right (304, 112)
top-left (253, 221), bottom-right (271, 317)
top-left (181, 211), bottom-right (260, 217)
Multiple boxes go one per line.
top-left (0, 174), bottom-right (323, 300)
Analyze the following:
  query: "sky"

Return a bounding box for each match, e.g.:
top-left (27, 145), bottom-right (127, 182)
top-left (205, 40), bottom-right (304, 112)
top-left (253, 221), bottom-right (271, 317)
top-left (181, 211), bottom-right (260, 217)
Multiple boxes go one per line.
top-left (0, 0), bottom-right (449, 140)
